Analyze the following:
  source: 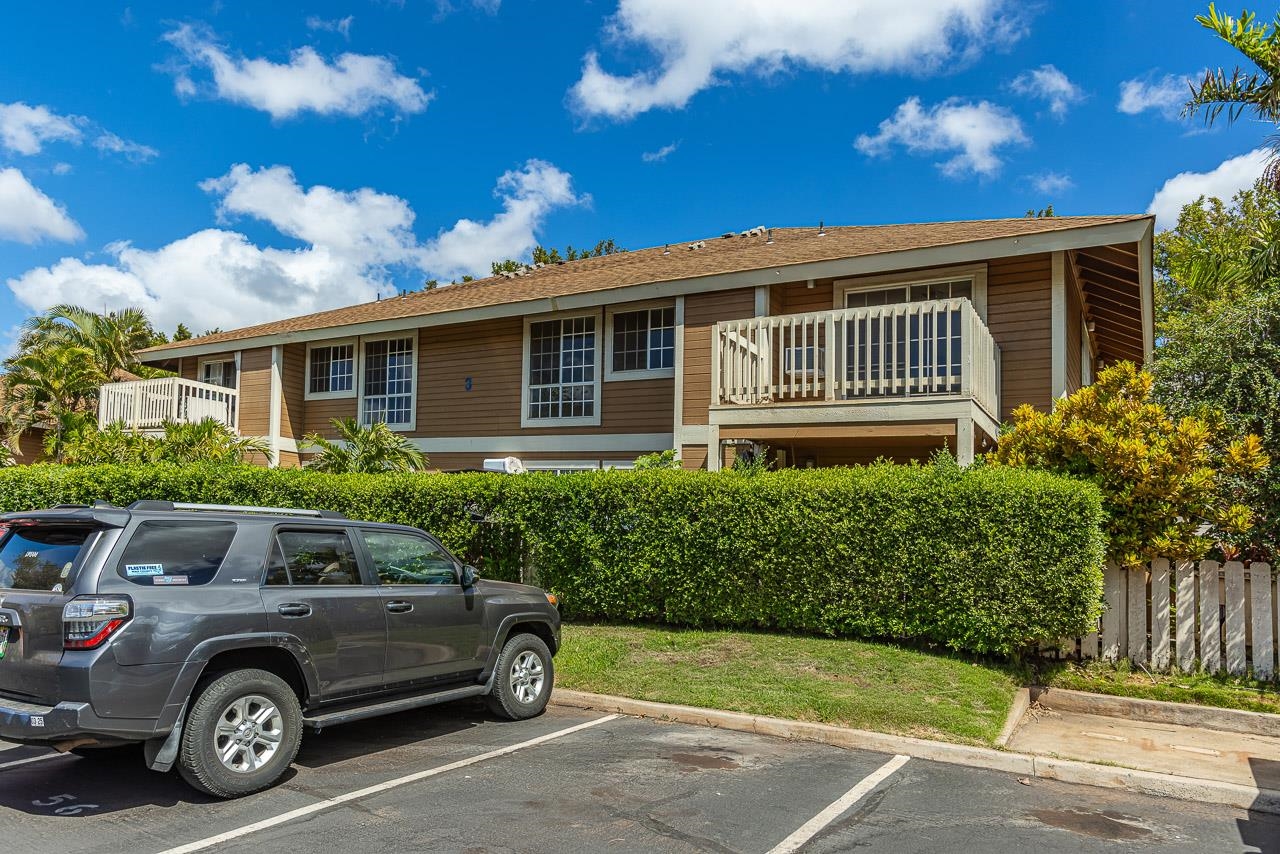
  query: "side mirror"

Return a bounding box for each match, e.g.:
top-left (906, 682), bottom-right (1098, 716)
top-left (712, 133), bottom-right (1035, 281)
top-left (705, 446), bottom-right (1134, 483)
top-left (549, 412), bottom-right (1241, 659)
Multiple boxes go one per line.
top-left (460, 565), bottom-right (479, 588)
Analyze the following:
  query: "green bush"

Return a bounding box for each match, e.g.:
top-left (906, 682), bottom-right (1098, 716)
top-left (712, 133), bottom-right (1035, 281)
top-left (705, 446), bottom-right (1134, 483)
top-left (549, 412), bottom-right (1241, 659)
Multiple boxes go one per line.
top-left (0, 462), bottom-right (1106, 656)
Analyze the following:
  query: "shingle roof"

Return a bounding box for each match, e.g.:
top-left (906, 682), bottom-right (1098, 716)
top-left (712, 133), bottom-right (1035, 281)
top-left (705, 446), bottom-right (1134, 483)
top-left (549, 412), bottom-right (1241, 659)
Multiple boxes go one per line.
top-left (141, 215), bottom-right (1148, 354)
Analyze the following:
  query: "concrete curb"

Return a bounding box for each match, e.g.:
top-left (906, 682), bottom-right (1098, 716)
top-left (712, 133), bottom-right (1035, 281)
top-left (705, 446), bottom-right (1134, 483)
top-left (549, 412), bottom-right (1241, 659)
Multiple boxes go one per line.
top-left (995, 687), bottom-right (1030, 747)
top-left (1032, 687), bottom-right (1280, 738)
top-left (551, 689), bottom-right (1280, 815)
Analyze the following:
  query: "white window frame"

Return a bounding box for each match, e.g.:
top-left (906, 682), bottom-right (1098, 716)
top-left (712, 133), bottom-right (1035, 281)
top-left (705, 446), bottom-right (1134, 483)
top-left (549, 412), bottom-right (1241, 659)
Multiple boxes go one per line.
top-left (357, 332), bottom-right (418, 432)
top-left (520, 309), bottom-right (603, 428)
top-left (197, 354), bottom-right (240, 390)
top-left (604, 301), bottom-right (677, 382)
top-left (304, 338), bottom-right (357, 401)
top-left (834, 263), bottom-right (988, 321)
top-left (521, 460), bottom-right (601, 474)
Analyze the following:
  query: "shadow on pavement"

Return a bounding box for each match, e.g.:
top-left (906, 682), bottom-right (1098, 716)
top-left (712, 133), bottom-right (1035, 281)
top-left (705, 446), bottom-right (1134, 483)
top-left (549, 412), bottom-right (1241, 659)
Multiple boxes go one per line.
top-left (292, 697), bottom-right (495, 769)
top-left (1238, 757), bottom-right (1280, 854)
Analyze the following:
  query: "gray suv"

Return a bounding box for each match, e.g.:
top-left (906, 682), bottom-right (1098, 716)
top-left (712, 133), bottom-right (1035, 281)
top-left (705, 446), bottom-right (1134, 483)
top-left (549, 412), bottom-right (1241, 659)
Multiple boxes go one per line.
top-left (0, 501), bottom-right (561, 798)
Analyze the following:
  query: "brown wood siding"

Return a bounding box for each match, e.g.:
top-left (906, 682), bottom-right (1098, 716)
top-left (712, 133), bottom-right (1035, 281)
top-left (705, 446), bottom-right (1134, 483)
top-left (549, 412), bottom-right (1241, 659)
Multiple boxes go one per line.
top-left (14, 429), bottom-right (45, 464)
top-left (680, 445), bottom-right (708, 470)
top-left (986, 254), bottom-right (1052, 418)
top-left (237, 348), bottom-right (272, 436)
top-left (1066, 273), bottom-right (1083, 395)
top-left (772, 280), bottom-right (835, 315)
top-left (304, 397), bottom-right (356, 438)
top-left (180, 358), bottom-right (197, 381)
top-left (774, 437), bottom-right (952, 468)
top-left (417, 318), bottom-right (672, 437)
top-left (682, 288), bottom-right (756, 425)
top-left (277, 451), bottom-right (301, 469)
top-left (281, 343), bottom-right (306, 440)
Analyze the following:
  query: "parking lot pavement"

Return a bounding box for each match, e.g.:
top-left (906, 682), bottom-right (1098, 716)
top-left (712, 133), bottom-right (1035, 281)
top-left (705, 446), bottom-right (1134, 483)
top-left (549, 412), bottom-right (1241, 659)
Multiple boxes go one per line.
top-left (2, 703), bottom-right (1278, 854)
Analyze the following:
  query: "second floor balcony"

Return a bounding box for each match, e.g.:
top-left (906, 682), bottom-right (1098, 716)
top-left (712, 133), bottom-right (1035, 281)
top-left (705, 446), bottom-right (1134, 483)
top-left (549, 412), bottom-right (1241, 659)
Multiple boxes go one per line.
top-left (713, 297), bottom-right (1000, 423)
top-left (98, 377), bottom-right (239, 432)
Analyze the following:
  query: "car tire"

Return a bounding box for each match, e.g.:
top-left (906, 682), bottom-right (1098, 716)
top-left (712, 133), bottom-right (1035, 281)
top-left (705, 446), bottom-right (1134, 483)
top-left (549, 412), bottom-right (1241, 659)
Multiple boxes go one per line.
top-left (177, 668), bottom-right (303, 799)
top-left (486, 633), bottom-right (554, 721)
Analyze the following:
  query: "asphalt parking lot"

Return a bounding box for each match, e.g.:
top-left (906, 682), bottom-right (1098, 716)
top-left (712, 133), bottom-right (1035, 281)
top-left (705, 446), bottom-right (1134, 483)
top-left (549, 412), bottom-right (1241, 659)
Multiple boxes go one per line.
top-left (2, 702), bottom-right (1277, 854)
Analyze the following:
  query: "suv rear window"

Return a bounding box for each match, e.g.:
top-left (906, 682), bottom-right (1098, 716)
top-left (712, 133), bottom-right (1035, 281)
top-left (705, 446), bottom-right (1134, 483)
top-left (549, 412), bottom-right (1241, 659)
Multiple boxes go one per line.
top-left (117, 520), bottom-right (237, 586)
top-left (0, 525), bottom-right (96, 591)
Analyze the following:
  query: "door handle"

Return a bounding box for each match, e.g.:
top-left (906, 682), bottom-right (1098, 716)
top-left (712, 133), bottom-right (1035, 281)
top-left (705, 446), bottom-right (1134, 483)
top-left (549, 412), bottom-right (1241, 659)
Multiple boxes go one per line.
top-left (385, 601), bottom-right (413, 614)
top-left (277, 603), bottom-right (312, 618)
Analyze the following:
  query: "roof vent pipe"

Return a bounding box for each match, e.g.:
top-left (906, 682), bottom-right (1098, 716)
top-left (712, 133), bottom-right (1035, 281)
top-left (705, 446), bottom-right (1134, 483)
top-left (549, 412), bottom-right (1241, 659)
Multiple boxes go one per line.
top-left (766, 228), bottom-right (773, 244)
top-left (663, 244), bottom-right (670, 255)
top-left (818, 220), bottom-right (826, 237)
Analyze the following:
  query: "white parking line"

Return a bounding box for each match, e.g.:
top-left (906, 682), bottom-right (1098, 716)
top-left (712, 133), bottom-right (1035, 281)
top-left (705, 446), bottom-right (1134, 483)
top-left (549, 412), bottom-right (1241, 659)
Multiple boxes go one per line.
top-left (155, 713), bottom-right (621, 854)
top-left (0, 752), bottom-right (68, 771)
top-left (766, 754), bottom-right (910, 854)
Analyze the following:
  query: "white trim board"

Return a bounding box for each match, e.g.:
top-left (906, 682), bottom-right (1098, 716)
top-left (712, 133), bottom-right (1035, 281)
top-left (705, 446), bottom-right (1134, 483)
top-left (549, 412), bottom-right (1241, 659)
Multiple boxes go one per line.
top-left (709, 398), bottom-right (999, 441)
top-left (143, 220), bottom-right (1153, 360)
top-left (406, 433), bottom-right (673, 454)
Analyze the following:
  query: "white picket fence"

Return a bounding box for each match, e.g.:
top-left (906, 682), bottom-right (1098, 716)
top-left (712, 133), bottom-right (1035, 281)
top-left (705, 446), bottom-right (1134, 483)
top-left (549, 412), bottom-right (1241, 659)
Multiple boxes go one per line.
top-left (1066, 559), bottom-right (1277, 680)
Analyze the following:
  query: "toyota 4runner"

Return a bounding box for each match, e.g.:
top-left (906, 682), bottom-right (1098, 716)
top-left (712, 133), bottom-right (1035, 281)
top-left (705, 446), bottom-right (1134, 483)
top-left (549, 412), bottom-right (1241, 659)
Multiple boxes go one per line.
top-left (0, 500), bottom-right (561, 798)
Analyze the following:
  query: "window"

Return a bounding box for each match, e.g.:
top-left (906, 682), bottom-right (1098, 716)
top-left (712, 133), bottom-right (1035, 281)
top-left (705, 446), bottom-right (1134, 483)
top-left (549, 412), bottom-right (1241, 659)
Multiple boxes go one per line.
top-left (117, 521), bottom-right (237, 587)
top-left (269, 530), bottom-right (361, 586)
top-left (843, 280), bottom-right (971, 309)
top-left (609, 307), bottom-right (675, 378)
top-left (308, 343), bottom-right (355, 397)
top-left (0, 525), bottom-right (96, 591)
top-left (363, 531), bottom-right (457, 585)
top-left (200, 358), bottom-right (237, 389)
top-left (525, 315), bottom-right (598, 423)
top-left (361, 336), bottom-right (415, 428)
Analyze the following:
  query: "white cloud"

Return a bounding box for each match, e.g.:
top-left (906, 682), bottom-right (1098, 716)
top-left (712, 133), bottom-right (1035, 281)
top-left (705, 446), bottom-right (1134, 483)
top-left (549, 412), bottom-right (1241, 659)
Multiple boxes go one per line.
top-left (569, 0), bottom-right (1018, 120)
top-left (1118, 72), bottom-right (1195, 117)
top-left (641, 141), bottom-right (679, 162)
top-left (421, 160), bottom-right (586, 279)
top-left (93, 131), bottom-right (158, 163)
top-left (1030, 171), bottom-right (1073, 194)
top-left (0, 102), bottom-right (82, 155)
top-left (6, 160), bottom-right (582, 332)
top-left (306, 15), bottom-right (354, 39)
top-left (1009, 64), bottom-right (1082, 118)
top-left (0, 168), bottom-right (83, 244)
top-left (52, 162), bottom-right (73, 175)
top-left (163, 24), bottom-right (431, 120)
top-left (855, 96), bottom-right (1027, 177)
top-left (1147, 147), bottom-right (1269, 230)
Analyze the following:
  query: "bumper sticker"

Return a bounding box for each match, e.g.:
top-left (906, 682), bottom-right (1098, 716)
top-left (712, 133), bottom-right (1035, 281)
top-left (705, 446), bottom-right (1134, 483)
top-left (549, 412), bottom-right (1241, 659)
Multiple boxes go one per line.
top-left (153, 575), bottom-right (188, 585)
top-left (124, 563), bottom-right (164, 577)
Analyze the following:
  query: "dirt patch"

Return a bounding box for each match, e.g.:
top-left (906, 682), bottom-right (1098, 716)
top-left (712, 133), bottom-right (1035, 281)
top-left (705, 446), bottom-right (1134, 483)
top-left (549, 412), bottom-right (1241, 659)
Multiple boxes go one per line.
top-left (647, 637), bottom-right (753, 668)
top-left (669, 752), bottom-right (741, 771)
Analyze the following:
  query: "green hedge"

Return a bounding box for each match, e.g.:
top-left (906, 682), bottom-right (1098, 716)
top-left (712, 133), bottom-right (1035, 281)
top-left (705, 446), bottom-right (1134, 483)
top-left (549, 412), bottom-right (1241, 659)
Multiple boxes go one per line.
top-left (0, 462), bottom-right (1106, 655)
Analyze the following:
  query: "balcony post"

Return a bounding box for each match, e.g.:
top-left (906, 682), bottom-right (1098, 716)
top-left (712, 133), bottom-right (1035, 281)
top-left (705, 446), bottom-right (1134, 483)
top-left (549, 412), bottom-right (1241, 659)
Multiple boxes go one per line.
top-left (960, 302), bottom-right (974, 399)
top-left (956, 416), bottom-right (975, 466)
top-left (170, 377), bottom-right (181, 423)
top-left (824, 314), bottom-right (836, 401)
top-left (710, 322), bottom-right (722, 406)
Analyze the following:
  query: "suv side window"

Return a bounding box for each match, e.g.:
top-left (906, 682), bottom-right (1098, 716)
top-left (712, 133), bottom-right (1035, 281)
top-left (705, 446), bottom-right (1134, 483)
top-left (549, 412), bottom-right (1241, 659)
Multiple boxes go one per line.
top-left (270, 530), bottom-right (362, 586)
top-left (363, 531), bottom-right (457, 586)
top-left (117, 520), bottom-right (237, 587)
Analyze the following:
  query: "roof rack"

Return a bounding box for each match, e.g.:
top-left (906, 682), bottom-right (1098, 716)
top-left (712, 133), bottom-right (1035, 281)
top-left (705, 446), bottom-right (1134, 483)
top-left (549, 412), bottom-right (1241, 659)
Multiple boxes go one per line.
top-left (126, 500), bottom-right (347, 520)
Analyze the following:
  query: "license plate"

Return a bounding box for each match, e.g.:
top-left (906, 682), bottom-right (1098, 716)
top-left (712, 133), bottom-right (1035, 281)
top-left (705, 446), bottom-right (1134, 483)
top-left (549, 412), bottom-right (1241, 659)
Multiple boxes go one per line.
top-left (0, 628), bottom-right (9, 660)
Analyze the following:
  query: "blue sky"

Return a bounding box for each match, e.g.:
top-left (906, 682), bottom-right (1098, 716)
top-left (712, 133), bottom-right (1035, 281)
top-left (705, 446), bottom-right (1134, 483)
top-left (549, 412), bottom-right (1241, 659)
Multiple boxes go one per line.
top-left (0, 1), bottom-right (1269, 344)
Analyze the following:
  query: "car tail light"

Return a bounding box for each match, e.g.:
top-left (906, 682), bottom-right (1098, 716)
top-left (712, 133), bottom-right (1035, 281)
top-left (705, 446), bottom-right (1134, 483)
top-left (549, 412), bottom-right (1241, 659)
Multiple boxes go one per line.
top-left (63, 596), bottom-right (131, 650)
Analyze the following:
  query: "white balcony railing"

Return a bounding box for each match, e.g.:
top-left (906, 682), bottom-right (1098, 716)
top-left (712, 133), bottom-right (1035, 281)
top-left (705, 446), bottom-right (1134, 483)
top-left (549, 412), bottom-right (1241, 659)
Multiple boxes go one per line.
top-left (713, 298), bottom-right (1000, 419)
top-left (98, 377), bottom-right (239, 432)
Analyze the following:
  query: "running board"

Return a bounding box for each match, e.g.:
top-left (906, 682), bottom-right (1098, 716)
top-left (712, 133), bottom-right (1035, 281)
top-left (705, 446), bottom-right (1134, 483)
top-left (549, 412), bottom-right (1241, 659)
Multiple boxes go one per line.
top-left (303, 684), bottom-right (486, 732)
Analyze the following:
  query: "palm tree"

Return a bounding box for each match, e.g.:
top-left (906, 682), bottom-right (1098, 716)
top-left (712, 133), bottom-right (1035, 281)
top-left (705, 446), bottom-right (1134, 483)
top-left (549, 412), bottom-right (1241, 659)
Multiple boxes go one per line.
top-left (2, 345), bottom-right (107, 462)
top-left (302, 418), bottom-right (429, 473)
top-left (18, 304), bottom-right (167, 381)
top-left (1184, 5), bottom-right (1280, 182)
top-left (153, 419), bottom-right (271, 466)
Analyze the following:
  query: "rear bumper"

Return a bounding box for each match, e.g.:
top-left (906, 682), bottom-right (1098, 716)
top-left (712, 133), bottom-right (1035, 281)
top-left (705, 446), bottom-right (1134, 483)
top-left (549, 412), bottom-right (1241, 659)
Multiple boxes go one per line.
top-left (0, 696), bottom-right (158, 745)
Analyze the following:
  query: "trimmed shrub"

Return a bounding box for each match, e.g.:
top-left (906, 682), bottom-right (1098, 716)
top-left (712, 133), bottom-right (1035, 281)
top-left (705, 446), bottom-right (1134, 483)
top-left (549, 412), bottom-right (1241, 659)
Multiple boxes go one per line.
top-left (0, 462), bottom-right (1106, 656)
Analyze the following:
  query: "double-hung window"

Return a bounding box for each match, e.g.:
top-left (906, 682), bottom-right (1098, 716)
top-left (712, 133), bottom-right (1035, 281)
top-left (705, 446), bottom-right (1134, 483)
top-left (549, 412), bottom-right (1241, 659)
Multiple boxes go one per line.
top-left (199, 357), bottom-right (237, 389)
top-left (361, 336), bottom-right (415, 428)
top-left (607, 306), bottom-right (675, 379)
top-left (524, 314), bottom-right (599, 424)
top-left (307, 342), bottom-right (355, 398)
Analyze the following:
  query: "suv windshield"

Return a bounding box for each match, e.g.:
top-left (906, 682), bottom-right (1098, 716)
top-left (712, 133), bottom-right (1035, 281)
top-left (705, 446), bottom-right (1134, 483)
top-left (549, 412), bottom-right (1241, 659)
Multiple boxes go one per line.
top-left (0, 524), bottom-right (96, 591)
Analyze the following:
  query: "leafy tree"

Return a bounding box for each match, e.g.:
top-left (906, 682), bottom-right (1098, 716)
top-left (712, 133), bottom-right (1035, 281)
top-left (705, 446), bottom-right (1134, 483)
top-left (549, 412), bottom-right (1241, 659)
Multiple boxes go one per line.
top-left (1184, 5), bottom-right (1280, 181)
top-left (1024, 205), bottom-right (1056, 218)
top-left (172, 323), bottom-right (194, 342)
top-left (17, 304), bottom-right (168, 380)
top-left (2, 345), bottom-right (106, 462)
top-left (302, 417), bottom-right (428, 473)
top-left (632, 449), bottom-right (680, 470)
top-left (491, 239), bottom-right (625, 276)
top-left (990, 362), bottom-right (1268, 565)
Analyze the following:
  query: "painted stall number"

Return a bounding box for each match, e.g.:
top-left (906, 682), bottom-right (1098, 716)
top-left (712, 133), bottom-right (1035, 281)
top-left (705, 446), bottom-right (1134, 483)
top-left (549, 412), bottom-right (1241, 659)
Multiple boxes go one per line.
top-left (32, 794), bottom-right (99, 815)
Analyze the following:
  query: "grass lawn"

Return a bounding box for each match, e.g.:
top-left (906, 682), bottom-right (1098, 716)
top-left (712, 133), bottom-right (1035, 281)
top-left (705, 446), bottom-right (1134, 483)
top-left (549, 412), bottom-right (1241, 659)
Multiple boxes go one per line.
top-left (1043, 660), bottom-right (1280, 715)
top-left (553, 623), bottom-right (1023, 745)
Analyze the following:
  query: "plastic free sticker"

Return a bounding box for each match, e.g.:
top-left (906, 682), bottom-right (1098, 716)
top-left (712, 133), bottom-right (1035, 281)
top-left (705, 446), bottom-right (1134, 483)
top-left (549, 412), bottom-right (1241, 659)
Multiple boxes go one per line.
top-left (124, 564), bottom-right (164, 577)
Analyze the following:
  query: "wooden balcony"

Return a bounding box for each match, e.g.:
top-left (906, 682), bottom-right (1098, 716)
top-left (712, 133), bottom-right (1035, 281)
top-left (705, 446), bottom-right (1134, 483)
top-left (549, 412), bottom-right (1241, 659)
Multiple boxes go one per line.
top-left (712, 298), bottom-right (1000, 425)
top-left (98, 377), bottom-right (239, 432)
